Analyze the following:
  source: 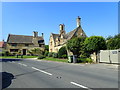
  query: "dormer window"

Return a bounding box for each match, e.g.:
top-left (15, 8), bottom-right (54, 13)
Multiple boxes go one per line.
top-left (38, 40), bottom-right (44, 43)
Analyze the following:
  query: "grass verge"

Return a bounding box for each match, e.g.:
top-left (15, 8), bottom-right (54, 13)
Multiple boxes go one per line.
top-left (41, 57), bottom-right (68, 63)
top-left (0, 56), bottom-right (38, 59)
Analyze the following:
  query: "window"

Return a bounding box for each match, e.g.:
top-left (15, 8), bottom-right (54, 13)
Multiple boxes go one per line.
top-left (25, 44), bottom-right (29, 47)
top-left (11, 44), bottom-right (17, 46)
top-left (38, 40), bottom-right (44, 43)
top-left (10, 49), bottom-right (18, 52)
top-left (39, 44), bottom-right (44, 47)
top-left (39, 44), bottom-right (41, 47)
top-left (112, 51), bottom-right (117, 54)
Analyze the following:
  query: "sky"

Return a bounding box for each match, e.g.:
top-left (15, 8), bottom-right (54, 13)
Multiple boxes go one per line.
top-left (1, 2), bottom-right (118, 45)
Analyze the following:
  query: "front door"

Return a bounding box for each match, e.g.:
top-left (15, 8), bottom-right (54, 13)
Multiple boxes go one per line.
top-left (23, 49), bottom-right (26, 55)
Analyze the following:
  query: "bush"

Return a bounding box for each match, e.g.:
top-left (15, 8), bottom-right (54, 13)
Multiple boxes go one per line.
top-left (48, 52), bottom-right (53, 57)
top-left (58, 46), bottom-right (67, 58)
top-left (52, 53), bottom-right (58, 58)
top-left (62, 54), bottom-right (67, 58)
top-left (0, 52), bottom-right (4, 56)
top-left (30, 48), bottom-right (44, 56)
top-left (44, 51), bottom-right (49, 56)
top-left (4, 51), bottom-right (11, 56)
top-left (77, 58), bottom-right (93, 63)
top-left (38, 55), bottom-right (45, 59)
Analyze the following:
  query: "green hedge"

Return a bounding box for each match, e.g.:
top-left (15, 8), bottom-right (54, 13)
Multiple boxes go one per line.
top-left (38, 55), bottom-right (45, 59)
top-left (77, 58), bottom-right (93, 63)
top-left (52, 53), bottom-right (58, 58)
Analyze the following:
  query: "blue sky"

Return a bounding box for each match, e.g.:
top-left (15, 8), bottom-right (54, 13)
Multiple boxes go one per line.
top-left (2, 2), bottom-right (118, 45)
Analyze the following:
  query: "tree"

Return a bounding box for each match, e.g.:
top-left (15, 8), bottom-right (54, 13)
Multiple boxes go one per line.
top-left (44, 45), bottom-right (49, 56)
top-left (84, 36), bottom-right (107, 62)
top-left (106, 35), bottom-right (113, 40)
top-left (30, 48), bottom-right (43, 56)
top-left (45, 45), bottom-right (49, 51)
top-left (107, 34), bottom-right (120, 50)
top-left (58, 46), bottom-right (67, 58)
top-left (66, 37), bottom-right (85, 57)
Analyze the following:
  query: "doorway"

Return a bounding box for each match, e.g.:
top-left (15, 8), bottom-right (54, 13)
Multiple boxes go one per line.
top-left (23, 49), bottom-right (26, 55)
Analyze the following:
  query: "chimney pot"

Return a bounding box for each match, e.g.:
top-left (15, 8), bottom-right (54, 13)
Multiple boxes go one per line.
top-left (33, 31), bottom-right (38, 37)
top-left (42, 33), bottom-right (44, 38)
top-left (76, 16), bottom-right (81, 27)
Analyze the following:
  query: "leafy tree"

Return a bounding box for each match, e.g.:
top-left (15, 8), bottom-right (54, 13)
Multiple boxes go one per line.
top-left (45, 45), bottom-right (49, 51)
top-left (43, 45), bottom-right (49, 56)
top-left (106, 35), bottom-right (113, 40)
top-left (66, 37), bottom-right (85, 57)
top-left (84, 36), bottom-right (107, 53)
top-left (30, 48), bottom-right (43, 56)
top-left (107, 34), bottom-right (120, 49)
top-left (84, 36), bottom-right (107, 62)
top-left (58, 46), bottom-right (67, 58)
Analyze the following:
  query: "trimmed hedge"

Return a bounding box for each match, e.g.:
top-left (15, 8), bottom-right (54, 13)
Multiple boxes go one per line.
top-left (52, 53), bottom-right (58, 58)
top-left (77, 58), bottom-right (93, 63)
top-left (48, 52), bottom-right (53, 57)
top-left (38, 55), bottom-right (45, 59)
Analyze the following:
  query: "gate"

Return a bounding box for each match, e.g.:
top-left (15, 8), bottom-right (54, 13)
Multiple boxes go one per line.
top-left (100, 49), bottom-right (120, 64)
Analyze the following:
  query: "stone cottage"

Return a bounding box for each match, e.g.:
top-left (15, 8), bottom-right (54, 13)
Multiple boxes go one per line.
top-left (0, 40), bottom-right (6, 52)
top-left (6, 31), bottom-right (45, 55)
top-left (49, 16), bottom-right (87, 55)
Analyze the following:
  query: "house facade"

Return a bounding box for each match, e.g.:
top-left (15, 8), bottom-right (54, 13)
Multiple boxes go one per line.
top-left (6, 31), bottom-right (45, 55)
top-left (49, 16), bottom-right (87, 55)
top-left (0, 41), bottom-right (6, 52)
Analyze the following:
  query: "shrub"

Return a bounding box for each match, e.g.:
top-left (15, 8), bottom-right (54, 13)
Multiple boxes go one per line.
top-left (48, 52), bottom-right (53, 57)
top-left (62, 54), bottom-right (67, 58)
top-left (38, 55), bottom-right (45, 59)
top-left (30, 48), bottom-right (44, 56)
top-left (77, 58), bottom-right (93, 63)
top-left (58, 46), bottom-right (67, 58)
top-left (4, 51), bottom-right (11, 56)
top-left (44, 51), bottom-right (49, 56)
top-left (52, 53), bottom-right (58, 58)
top-left (0, 52), bottom-right (4, 56)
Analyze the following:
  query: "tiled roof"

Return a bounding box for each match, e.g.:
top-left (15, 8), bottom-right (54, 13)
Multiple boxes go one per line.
top-left (51, 33), bottom-right (59, 41)
top-left (0, 41), bottom-right (5, 48)
top-left (7, 34), bottom-right (44, 43)
top-left (51, 26), bottom-right (87, 44)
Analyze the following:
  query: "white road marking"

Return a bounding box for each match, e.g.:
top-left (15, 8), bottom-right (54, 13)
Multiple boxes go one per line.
top-left (70, 82), bottom-right (89, 89)
top-left (32, 67), bottom-right (52, 76)
top-left (37, 60), bottom-right (41, 61)
top-left (22, 64), bottom-right (27, 67)
top-left (12, 61), bottom-right (15, 63)
top-left (18, 63), bottom-right (22, 65)
top-left (18, 63), bottom-right (27, 66)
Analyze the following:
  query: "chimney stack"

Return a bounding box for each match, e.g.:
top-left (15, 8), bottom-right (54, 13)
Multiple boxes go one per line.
top-left (63, 24), bottom-right (65, 31)
top-left (33, 31), bottom-right (38, 37)
top-left (59, 24), bottom-right (65, 35)
top-left (42, 33), bottom-right (44, 38)
top-left (76, 16), bottom-right (81, 27)
top-left (59, 24), bottom-right (63, 30)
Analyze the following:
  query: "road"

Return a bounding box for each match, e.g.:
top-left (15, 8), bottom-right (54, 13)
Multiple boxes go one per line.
top-left (1, 58), bottom-right (119, 89)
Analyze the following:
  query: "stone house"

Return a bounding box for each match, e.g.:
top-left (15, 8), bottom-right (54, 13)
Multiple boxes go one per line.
top-left (49, 16), bottom-right (87, 55)
top-left (6, 31), bottom-right (45, 55)
top-left (0, 41), bottom-right (6, 52)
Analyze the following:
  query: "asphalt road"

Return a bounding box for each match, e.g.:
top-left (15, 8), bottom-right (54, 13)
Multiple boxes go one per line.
top-left (1, 58), bottom-right (119, 89)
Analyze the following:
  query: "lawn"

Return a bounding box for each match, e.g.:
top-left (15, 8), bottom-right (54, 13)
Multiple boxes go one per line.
top-left (0, 55), bottom-right (38, 59)
top-left (41, 57), bottom-right (68, 63)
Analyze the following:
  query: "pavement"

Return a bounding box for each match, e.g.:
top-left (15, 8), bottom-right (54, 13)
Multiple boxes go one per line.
top-left (1, 58), bottom-right (119, 89)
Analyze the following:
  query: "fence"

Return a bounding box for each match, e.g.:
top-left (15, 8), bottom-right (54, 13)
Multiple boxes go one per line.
top-left (100, 49), bottom-right (120, 64)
